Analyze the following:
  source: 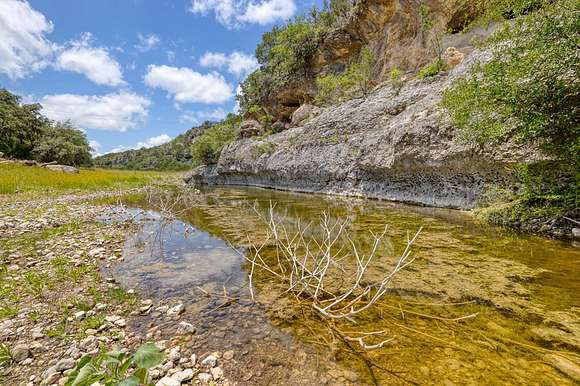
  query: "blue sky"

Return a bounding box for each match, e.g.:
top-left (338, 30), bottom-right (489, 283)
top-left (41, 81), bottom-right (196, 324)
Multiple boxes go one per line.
top-left (0, 0), bottom-right (319, 155)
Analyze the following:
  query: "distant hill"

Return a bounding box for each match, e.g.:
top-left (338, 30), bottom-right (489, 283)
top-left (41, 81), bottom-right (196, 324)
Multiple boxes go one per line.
top-left (94, 122), bottom-right (212, 170)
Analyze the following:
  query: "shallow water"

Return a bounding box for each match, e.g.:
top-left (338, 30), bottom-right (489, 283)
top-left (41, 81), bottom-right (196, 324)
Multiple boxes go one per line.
top-left (112, 187), bottom-right (580, 385)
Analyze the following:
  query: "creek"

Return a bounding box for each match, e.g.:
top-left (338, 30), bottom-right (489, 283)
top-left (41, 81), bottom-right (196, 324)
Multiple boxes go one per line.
top-left (111, 186), bottom-right (580, 385)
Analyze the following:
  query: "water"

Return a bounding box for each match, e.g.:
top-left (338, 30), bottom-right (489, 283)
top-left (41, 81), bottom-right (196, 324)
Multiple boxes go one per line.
top-left (111, 187), bottom-right (580, 385)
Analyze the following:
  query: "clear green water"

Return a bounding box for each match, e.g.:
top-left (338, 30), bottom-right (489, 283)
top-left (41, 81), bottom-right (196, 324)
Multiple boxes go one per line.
top-left (115, 186), bottom-right (580, 385)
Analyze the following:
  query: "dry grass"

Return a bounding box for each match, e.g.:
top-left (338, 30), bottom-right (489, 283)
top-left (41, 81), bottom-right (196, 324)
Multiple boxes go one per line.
top-left (0, 163), bottom-right (170, 194)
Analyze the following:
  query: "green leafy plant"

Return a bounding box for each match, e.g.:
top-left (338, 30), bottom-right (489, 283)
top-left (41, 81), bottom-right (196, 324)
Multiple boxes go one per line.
top-left (417, 59), bottom-right (448, 78)
top-left (191, 115), bottom-right (241, 166)
top-left (315, 47), bottom-right (374, 105)
top-left (66, 343), bottom-right (164, 386)
top-left (0, 343), bottom-right (11, 365)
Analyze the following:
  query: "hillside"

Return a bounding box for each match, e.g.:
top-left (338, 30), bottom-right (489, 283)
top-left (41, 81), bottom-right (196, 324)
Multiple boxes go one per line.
top-left (94, 122), bottom-right (212, 170)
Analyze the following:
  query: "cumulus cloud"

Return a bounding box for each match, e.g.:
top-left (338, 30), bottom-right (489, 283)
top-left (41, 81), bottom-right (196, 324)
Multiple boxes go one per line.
top-left (55, 33), bottom-right (124, 86)
top-left (180, 108), bottom-right (227, 124)
top-left (135, 33), bottom-right (160, 52)
top-left (144, 65), bottom-right (233, 104)
top-left (0, 0), bottom-right (54, 79)
top-left (200, 51), bottom-right (257, 77)
top-left (189, 0), bottom-right (295, 28)
top-left (89, 140), bottom-right (102, 156)
top-left (40, 92), bottom-right (151, 132)
top-left (136, 134), bottom-right (172, 148)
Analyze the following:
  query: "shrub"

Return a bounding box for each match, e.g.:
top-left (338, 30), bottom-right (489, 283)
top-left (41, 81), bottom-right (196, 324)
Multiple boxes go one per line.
top-left (442, 0), bottom-right (579, 160)
top-left (315, 47), bottom-right (374, 105)
top-left (442, 0), bottom-right (579, 222)
top-left (191, 115), bottom-right (241, 166)
top-left (418, 59), bottom-right (448, 78)
top-left (32, 121), bottom-right (93, 166)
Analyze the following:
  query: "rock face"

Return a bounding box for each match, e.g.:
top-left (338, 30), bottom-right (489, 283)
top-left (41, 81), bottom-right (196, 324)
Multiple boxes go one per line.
top-left (187, 52), bottom-right (539, 209)
top-left (265, 0), bottom-right (482, 120)
top-left (44, 164), bottom-right (79, 174)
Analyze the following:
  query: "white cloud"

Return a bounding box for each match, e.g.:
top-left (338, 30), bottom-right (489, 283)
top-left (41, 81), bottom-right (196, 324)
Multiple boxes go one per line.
top-left (55, 33), bottom-right (124, 86)
top-left (189, 0), bottom-right (295, 28)
top-left (107, 134), bottom-right (172, 154)
top-left (239, 0), bottom-right (296, 25)
top-left (180, 108), bottom-right (227, 124)
top-left (0, 0), bottom-right (54, 79)
top-left (40, 92), bottom-right (151, 132)
top-left (89, 140), bottom-right (102, 156)
top-left (135, 33), bottom-right (160, 52)
top-left (144, 65), bottom-right (233, 104)
top-left (200, 51), bottom-right (257, 77)
top-left (136, 134), bottom-right (172, 149)
top-left (167, 50), bottom-right (176, 63)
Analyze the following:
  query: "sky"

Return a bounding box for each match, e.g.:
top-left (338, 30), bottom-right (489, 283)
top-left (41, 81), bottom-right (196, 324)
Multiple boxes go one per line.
top-left (0, 0), bottom-right (319, 155)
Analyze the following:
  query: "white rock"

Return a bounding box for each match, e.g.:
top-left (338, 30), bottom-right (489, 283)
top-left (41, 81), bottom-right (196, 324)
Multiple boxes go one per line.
top-left (176, 321), bottom-right (195, 335)
top-left (155, 376), bottom-right (180, 386)
top-left (210, 366), bottom-right (223, 380)
top-left (74, 311), bottom-right (86, 320)
top-left (87, 247), bottom-right (106, 257)
top-left (198, 373), bottom-right (212, 384)
top-left (168, 347), bottom-right (181, 362)
top-left (167, 304), bottom-right (185, 316)
top-left (55, 358), bottom-right (76, 372)
top-left (201, 354), bottom-right (217, 368)
top-left (171, 368), bottom-right (194, 382)
top-left (190, 354), bottom-right (197, 365)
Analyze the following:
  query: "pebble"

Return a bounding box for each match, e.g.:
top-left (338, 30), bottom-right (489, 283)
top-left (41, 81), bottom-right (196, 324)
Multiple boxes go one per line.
top-left (167, 304), bottom-right (185, 316)
top-left (198, 373), bottom-right (212, 383)
top-left (176, 321), bottom-right (195, 335)
top-left (223, 350), bottom-right (234, 360)
top-left (210, 366), bottom-right (223, 380)
top-left (12, 344), bottom-right (31, 362)
top-left (168, 347), bottom-right (181, 362)
top-left (172, 368), bottom-right (194, 382)
top-left (155, 376), bottom-right (180, 386)
top-left (201, 354), bottom-right (218, 368)
top-left (55, 358), bottom-right (76, 372)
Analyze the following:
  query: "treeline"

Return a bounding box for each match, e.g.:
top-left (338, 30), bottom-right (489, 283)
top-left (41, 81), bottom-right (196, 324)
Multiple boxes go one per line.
top-left (94, 122), bottom-right (214, 171)
top-left (0, 89), bottom-right (92, 166)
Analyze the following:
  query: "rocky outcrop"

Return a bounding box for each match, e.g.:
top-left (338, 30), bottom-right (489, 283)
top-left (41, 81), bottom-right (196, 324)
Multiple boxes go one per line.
top-left (187, 51), bottom-right (540, 209)
top-left (267, 0), bottom-right (482, 120)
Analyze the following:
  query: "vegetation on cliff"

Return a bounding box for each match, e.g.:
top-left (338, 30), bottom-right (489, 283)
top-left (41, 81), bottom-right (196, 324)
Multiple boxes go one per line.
top-left (0, 89), bottom-right (92, 166)
top-left (442, 0), bottom-right (579, 231)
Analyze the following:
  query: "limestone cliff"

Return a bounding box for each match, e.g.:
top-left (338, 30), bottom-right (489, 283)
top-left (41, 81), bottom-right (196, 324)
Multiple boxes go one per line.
top-left (187, 51), bottom-right (539, 209)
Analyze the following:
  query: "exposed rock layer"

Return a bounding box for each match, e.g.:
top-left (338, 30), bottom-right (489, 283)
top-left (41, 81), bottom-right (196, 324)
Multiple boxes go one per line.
top-left (187, 52), bottom-right (537, 209)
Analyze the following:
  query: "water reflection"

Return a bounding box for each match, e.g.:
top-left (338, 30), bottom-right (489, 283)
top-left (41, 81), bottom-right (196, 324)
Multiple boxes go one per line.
top-left (110, 187), bottom-right (580, 385)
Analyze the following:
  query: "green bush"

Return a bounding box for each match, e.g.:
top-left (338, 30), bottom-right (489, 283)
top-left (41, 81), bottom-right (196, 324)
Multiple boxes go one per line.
top-left (191, 115), bottom-right (241, 166)
top-left (239, 0), bottom-right (355, 114)
top-left (418, 59), bottom-right (448, 78)
top-left (443, 0), bottom-right (579, 223)
top-left (32, 121), bottom-right (93, 166)
top-left (442, 0), bottom-right (579, 159)
top-left (315, 47), bottom-right (374, 105)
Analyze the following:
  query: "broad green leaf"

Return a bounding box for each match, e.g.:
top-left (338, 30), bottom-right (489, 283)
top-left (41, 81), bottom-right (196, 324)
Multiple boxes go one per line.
top-left (132, 343), bottom-right (164, 369)
top-left (71, 362), bottom-right (101, 386)
top-left (118, 376), bottom-right (140, 386)
top-left (133, 367), bottom-right (148, 383)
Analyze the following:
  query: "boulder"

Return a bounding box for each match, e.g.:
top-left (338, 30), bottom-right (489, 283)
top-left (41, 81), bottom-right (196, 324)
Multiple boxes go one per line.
top-left (44, 164), bottom-right (80, 174)
top-left (291, 104), bottom-right (320, 126)
top-left (443, 47), bottom-right (465, 67)
top-left (239, 120), bottom-right (264, 138)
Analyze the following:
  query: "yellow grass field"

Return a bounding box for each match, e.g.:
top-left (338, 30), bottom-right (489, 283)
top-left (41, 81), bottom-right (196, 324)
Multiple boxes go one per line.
top-left (0, 163), bottom-right (170, 194)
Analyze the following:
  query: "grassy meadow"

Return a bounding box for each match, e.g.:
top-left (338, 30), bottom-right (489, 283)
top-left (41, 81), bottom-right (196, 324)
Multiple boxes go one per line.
top-left (0, 163), bottom-right (173, 194)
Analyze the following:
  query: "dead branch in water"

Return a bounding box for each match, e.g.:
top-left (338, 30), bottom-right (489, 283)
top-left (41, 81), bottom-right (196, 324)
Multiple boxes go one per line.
top-left (239, 202), bottom-right (427, 349)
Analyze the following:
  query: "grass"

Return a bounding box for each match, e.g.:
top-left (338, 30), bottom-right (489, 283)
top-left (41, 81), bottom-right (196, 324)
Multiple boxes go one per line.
top-left (0, 163), bottom-right (169, 194)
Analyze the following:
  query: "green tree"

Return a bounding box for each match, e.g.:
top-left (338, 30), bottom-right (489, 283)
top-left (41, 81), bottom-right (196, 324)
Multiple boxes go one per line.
top-left (32, 121), bottom-right (93, 166)
top-left (442, 0), bottom-right (579, 160)
top-left (0, 89), bottom-right (48, 159)
top-left (191, 115), bottom-right (241, 166)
